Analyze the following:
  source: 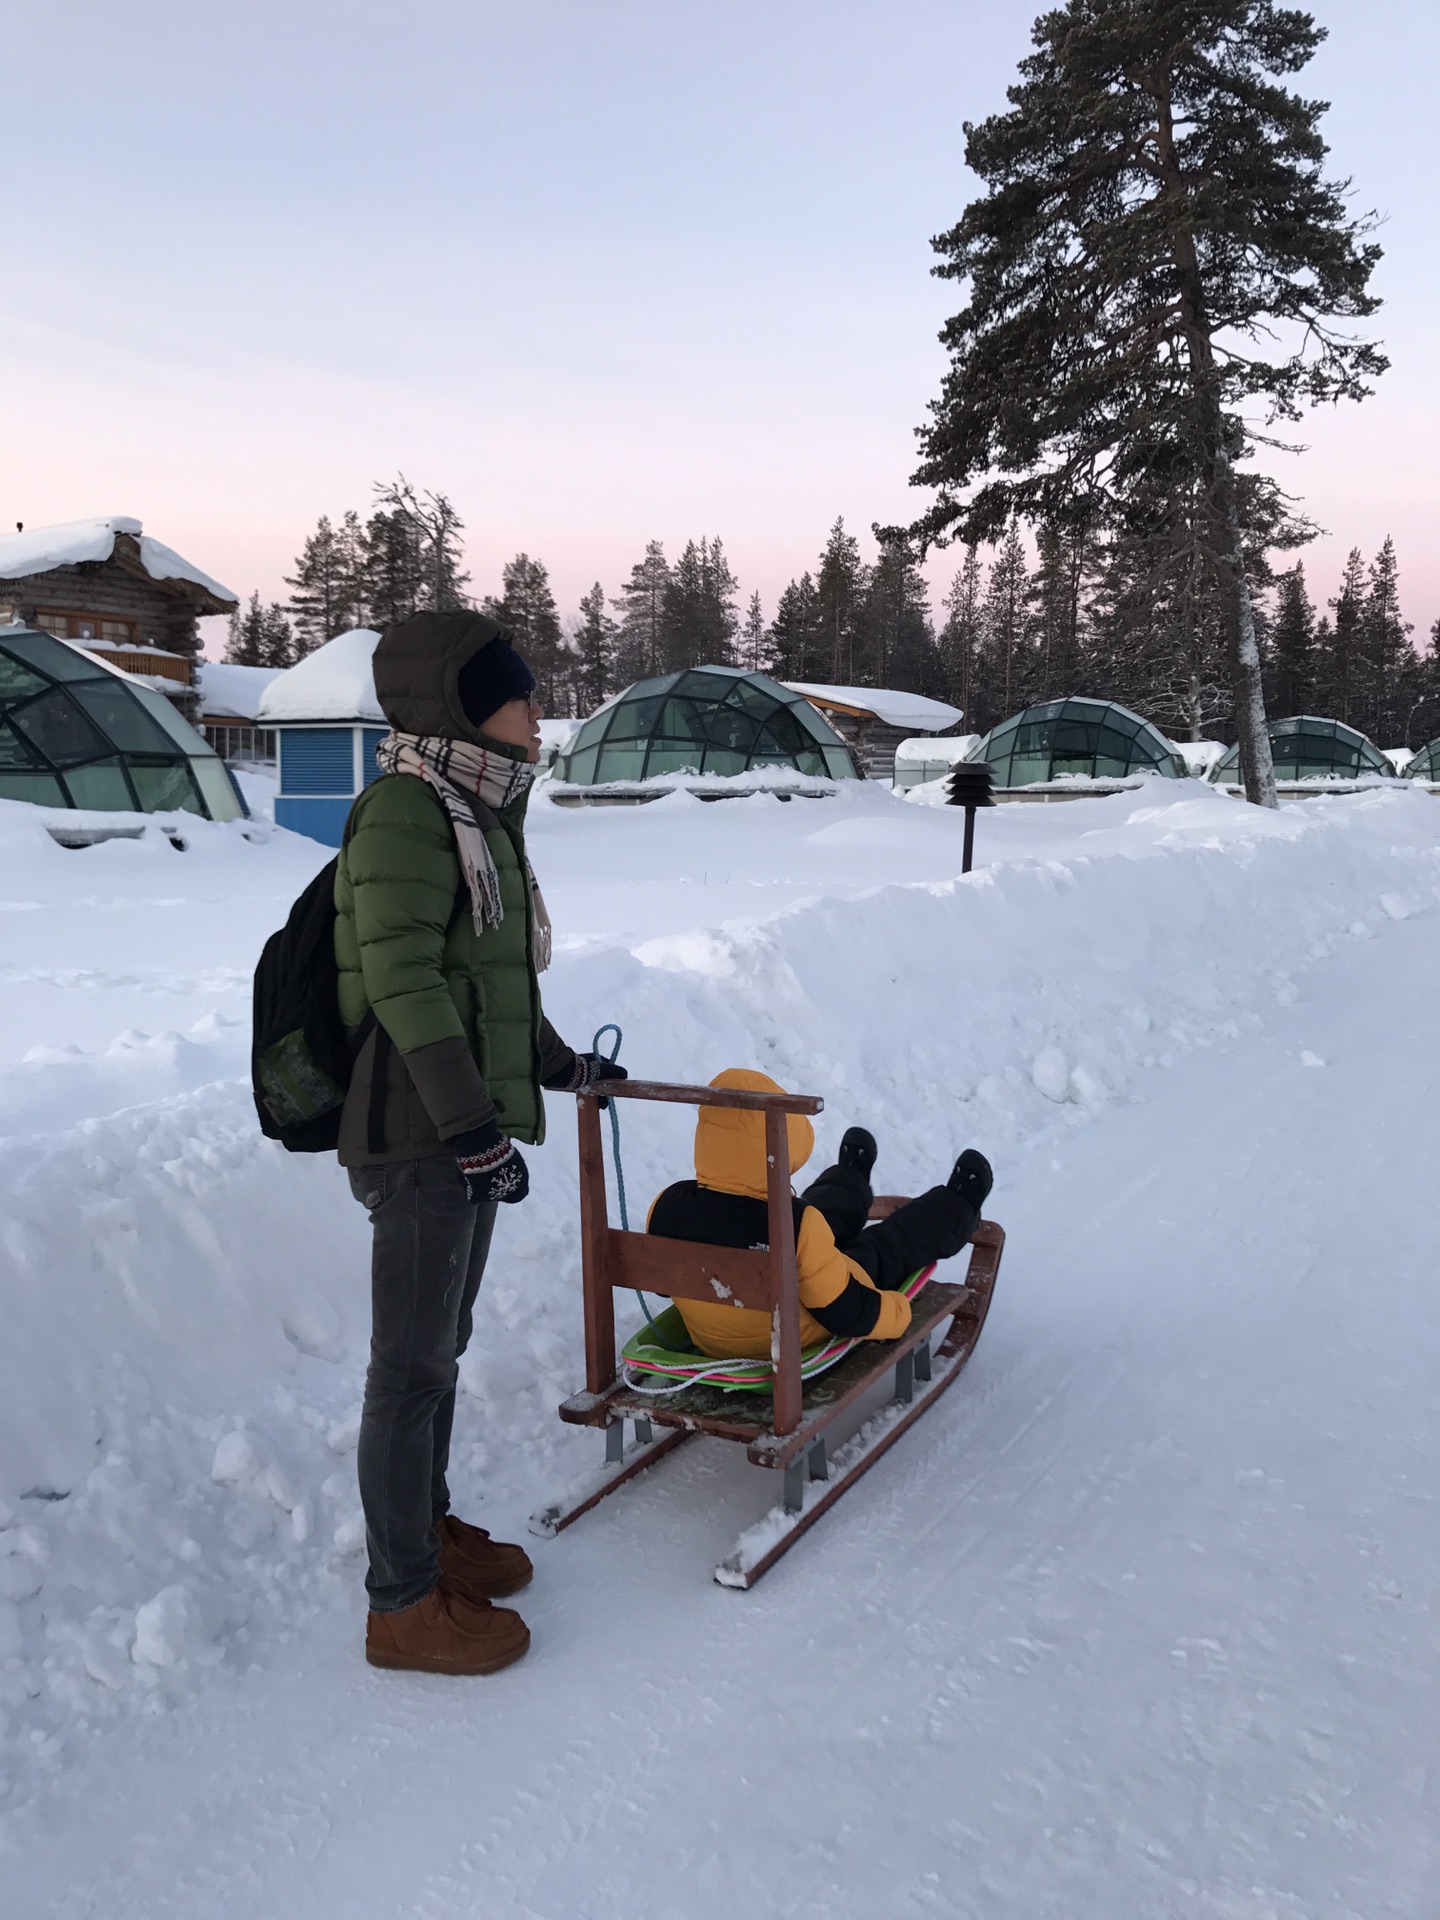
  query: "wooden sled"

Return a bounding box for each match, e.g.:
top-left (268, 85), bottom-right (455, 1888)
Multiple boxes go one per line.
top-left (529, 1078), bottom-right (1004, 1589)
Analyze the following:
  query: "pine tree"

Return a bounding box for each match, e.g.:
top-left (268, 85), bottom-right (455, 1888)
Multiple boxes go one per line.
top-left (907, 0), bottom-right (1386, 806)
top-left (939, 546), bottom-right (984, 724)
top-left (225, 593), bottom-right (295, 669)
top-left (1268, 564), bottom-right (1317, 718)
top-left (1358, 537), bottom-right (1414, 746)
top-left (765, 575), bottom-right (821, 680)
top-left (371, 477), bottom-right (472, 613)
top-left (483, 554), bottom-right (567, 713)
top-left (572, 581), bottom-right (616, 713)
top-left (224, 594), bottom-right (265, 667)
top-left (1028, 517), bottom-right (1097, 705)
top-left (1320, 549), bottom-right (1367, 726)
top-left (285, 514), bottom-right (365, 654)
top-left (740, 590), bottom-right (766, 672)
top-left (661, 538), bottom-right (739, 671)
top-left (859, 537), bottom-right (937, 693)
top-left (612, 541), bottom-right (671, 682)
top-left (362, 507), bottom-right (428, 629)
top-left (814, 518), bottom-right (869, 683)
top-left (979, 525), bottom-right (1032, 715)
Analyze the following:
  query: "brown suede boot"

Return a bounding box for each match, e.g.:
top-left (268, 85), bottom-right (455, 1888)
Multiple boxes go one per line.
top-left (435, 1512), bottom-right (534, 1603)
top-left (365, 1583), bottom-right (530, 1675)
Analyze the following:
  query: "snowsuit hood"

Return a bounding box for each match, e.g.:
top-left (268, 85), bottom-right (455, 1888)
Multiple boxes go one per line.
top-left (694, 1068), bottom-right (815, 1201)
top-left (372, 609), bottom-right (522, 747)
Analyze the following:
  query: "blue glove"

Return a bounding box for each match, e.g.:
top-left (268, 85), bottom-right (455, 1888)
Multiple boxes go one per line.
top-left (452, 1121), bottom-right (530, 1205)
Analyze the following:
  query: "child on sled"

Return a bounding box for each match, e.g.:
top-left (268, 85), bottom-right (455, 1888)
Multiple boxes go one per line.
top-left (647, 1068), bottom-right (993, 1361)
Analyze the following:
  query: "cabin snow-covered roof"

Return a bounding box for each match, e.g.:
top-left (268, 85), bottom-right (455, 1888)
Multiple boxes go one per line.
top-left (196, 661), bottom-right (284, 721)
top-left (257, 629), bottom-right (385, 724)
top-left (893, 733), bottom-right (979, 764)
top-left (784, 682), bottom-right (964, 733)
top-left (0, 516), bottom-right (238, 604)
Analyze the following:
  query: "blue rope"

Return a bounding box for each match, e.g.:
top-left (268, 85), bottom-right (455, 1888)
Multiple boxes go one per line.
top-left (591, 1023), bottom-right (681, 1348)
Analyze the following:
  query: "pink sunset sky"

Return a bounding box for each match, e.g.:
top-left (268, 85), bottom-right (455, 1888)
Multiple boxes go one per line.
top-left (5, 0), bottom-right (1437, 657)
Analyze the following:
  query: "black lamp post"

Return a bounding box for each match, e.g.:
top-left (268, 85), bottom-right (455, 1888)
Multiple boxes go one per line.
top-left (945, 761), bottom-right (996, 872)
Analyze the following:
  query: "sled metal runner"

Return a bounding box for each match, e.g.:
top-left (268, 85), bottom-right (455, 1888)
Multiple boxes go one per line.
top-left (532, 1078), bottom-right (1004, 1587)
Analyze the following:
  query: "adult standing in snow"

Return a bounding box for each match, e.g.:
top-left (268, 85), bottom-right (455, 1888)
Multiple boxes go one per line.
top-left (334, 610), bottom-right (625, 1675)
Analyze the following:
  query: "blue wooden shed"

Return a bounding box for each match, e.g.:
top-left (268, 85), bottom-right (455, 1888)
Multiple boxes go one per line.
top-left (256, 628), bottom-right (388, 845)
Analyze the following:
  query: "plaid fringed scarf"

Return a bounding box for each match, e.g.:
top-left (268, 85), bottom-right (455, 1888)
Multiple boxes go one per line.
top-left (374, 733), bottom-right (553, 972)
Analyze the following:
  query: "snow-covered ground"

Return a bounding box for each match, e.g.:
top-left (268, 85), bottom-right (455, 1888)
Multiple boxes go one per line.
top-left (3, 776), bottom-right (1438, 1916)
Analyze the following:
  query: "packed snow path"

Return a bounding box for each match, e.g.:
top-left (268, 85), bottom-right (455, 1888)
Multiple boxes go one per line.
top-left (3, 783), bottom-right (1438, 1916)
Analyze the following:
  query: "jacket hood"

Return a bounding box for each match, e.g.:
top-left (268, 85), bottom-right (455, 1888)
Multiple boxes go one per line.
top-left (372, 609), bottom-right (523, 748)
top-left (694, 1068), bottom-right (814, 1201)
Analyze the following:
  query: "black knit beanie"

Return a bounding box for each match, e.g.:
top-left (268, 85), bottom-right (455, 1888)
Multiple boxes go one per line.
top-left (457, 637), bottom-right (538, 727)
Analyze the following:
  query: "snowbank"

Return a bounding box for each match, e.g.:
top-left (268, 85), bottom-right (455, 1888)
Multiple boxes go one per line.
top-left (4, 779), bottom-right (1440, 1830)
top-left (256, 629), bottom-right (384, 723)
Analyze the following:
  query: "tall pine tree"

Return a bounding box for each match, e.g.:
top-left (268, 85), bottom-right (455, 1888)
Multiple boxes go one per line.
top-left (765, 575), bottom-right (821, 680)
top-left (740, 590), bottom-right (766, 672)
top-left (612, 541), bottom-right (671, 682)
top-left (1267, 563), bottom-right (1317, 719)
top-left (907, 0), bottom-right (1386, 806)
top-left (225, 593), bottom-right (295, 669)
top-left (814, 519), bottom-right (869, 683)
top-left (484, 554), bottom-right (567, 712)
top-left (939, 546), bottom-right (984, 723)
top-left (285, 513), bottom-right (365, 653)
top-left (572, 581), bottom-right (616, 713)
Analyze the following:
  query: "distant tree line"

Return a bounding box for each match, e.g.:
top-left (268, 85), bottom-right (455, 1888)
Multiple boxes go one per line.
top-left (231, 484), bottom-right (1438, 749)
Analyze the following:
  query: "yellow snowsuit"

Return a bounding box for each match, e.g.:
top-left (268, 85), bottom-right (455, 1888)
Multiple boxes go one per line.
top-left (647, 1068), bottom-right (913, 1360)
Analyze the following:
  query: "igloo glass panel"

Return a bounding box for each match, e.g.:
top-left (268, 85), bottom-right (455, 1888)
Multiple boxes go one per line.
top-left (678, 671), bottom-right (738, 703)
top-left (653, 698), bottom-right (709, 745)
top-left (704, 710), bottom-right (763, 759)
top-left (560, 744), bottom-right (599, 785)
top-left (0, 650), bottom-right (51, 706)
top-left (11, 689), bottom-right (109, 767)
top-left (643, 744), bottom-right (705, 776)
top-left (0, 719), bottom-right (43, 768)
top-left (0, 630), bottom-right (106, 682)
top-left (71, 680), bottom-right (177, 754)
top-left (191, 758), bottom-right (246, 821)
top-left (0, 770), bottom-right (66, 804)
top-left (592, 744), bottom-right (648, 782)
top-left (129, 688), bottom-right (217, 756)
top-left (698, 746), bottom-right (748, 776)
top-left (602, 695), bottom-right (663, 742)
top-left (127, 760), bottom-right (203, 814)
top-left (62, 761), bottom-right (136, 810)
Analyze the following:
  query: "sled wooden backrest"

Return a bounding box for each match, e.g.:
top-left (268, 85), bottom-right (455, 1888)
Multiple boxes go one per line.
top-left (575, 1078), bottom-right (824, 1436)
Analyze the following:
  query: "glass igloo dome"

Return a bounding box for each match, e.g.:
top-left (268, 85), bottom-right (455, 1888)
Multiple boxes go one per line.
top-left (967, 696), bottom-right (1185, 788)
top-left (0, 622), bottom-right (246, 819)
top-left (1209, 716), bottom-right (1392, 786)
top-left (554, 667), bottom-right (858, 786)
top-left (1402, 738), bottom-right (1440, 781)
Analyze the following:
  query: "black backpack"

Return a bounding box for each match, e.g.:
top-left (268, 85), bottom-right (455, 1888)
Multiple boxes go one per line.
top-left (251, 857), bottom-right (381, 1153)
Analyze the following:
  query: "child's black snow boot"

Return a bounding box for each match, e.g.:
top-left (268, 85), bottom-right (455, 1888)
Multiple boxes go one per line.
top-left (948, 1148), bottom-right (993, 1211)
top-left (838, 1127), bottom-right (878, 1179)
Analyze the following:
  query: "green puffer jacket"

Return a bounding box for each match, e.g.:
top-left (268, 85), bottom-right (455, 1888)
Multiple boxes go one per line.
top-left (329, 610), bottom-right (573, 1167)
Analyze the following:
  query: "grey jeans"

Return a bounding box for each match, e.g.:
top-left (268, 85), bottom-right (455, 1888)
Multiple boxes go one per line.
top-left (347, 1157), bottom-right (498, 1613)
